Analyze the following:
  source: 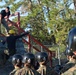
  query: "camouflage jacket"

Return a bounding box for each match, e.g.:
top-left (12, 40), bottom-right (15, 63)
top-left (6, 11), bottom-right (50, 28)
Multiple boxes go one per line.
top-left (9, 67), bottom-right (21, 75)
top-left (15, 66), bottom-right (41, 75)
top-left (61, 61), bottom-right (75, 74)
top-left (37, 65), bottom-right (58, 75)
top-left (61, 65), bottom-right (76, 75)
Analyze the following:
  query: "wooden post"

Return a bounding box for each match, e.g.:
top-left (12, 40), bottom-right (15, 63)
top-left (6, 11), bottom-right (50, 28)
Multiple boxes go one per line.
top-left (18, 12), bottom-right (20, 27)
top-left (48, 52), bottom-right (52, 67)
top-left (28, 35), bottom-right (31, 52)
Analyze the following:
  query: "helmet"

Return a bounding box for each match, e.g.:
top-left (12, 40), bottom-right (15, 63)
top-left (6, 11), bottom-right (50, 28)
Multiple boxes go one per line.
top-left (67, 27), bottom-right (76, 51)
top-left (9, 30), bottom-right (15, 34)
top-left (65, 47), bottom-right (74, 56)
top-left (36, 52), bottom-right (48, 62)
top-left (22, 53), bottom-right (35, 65)
top-left (12, 54), bottom-right (23, 66)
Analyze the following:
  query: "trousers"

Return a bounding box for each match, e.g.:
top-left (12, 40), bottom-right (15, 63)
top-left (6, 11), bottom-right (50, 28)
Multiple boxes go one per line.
top-left (1, 18), bottom-right (9, 32)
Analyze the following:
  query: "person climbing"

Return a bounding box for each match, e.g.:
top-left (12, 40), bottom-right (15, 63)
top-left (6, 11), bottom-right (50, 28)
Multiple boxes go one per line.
top-left (0, 6), bottom-right (18, 33)
top-left (2, 29), bottom-right (29, 60)
top-left (0, 7), bottom-right (11, 32)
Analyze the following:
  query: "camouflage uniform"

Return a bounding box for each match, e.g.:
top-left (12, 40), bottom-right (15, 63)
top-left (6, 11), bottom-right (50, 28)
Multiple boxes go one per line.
top-left (61, 26), bottom-right (76, 75)
top-left (16, 53), bottom-right (40, 75)
top-left (9, 67), bottom-right (21, 75)
top-left (37, 65), bottom-right (58, 75)
top-left (61, 61), bottom-right (75, 74)
top-left (10, 54), bottom-right (23, 75)
top-left (61, 65), bottom-right (76, 75)
top-left (36, 52), bottom-right (58, 75)
top-left (15, 66), bottom-right (41, 75)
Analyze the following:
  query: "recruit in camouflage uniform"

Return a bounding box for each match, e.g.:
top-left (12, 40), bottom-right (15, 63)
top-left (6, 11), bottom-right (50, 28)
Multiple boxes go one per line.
top-left (61, 61), bottom-right (75, 75)
top-left (9, 54), bottom-right (23, 75)
top-left (36, 52), bottom-right (58, 75)
top-left (61, 53), bottom-right (76, 75)
top-left (15, 53), bottom-right (41, 75)
top-left (37, 64), bottom-right (58, 75)
top-left (61, 27), bottom-right (76, 75)
top-left (61, 65), bottom-right (76, 75)
top-left (61, 50), bottom-right (75, 74)
top-left (15, 66), bottom-right (41, 75)
top-left (9, 67), bottom-right (21, 75)
top-left (61, 56), bottom-right (76, 75)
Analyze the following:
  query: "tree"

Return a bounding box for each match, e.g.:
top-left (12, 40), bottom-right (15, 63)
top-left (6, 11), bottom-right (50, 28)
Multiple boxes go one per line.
top-left (0, 0), bottom-right (75, 51)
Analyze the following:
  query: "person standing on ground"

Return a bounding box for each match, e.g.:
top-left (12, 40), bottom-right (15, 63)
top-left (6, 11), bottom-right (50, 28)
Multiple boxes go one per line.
top-left (15, 53), bottom-right (41, 75)
top-left (36, 52), bottom-right (58, 75)
top-left (61, 50), bottom-right (75, 74)
top-left (61, 27), bottom-right (76, 75)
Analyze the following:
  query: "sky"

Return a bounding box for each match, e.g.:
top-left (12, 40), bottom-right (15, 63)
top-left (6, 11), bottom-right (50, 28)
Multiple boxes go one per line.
top-left (0, 0), bottom-right (74, 20)
top-left (0, 0), bottom-right (29, 20)
top-left (0, 0), bottom-right (75, 32)
top-left (0, 0), bottom-right (20, 11)
top-left (69, 3), bottom-right (74, 9)
top-left (0, 0), bottom-right (74, 10)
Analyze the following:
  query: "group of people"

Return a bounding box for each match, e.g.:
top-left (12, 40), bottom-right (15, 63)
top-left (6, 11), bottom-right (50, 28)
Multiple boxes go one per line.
top-left (9, 27), bottom-right (76, 75)
top-left (1, 6), bottom-right (76, 75)
top-left (9, 38), bottom-right (76, 75)
top-left (0, 7), bottom-right (58, 75)
top-left (0, 7), bottom-right (29, 62)
top-left (9, 52), bottom-right (58, 75)
top-left (60, 27), bottom-right (76, 75)
top-left (8, 27), bottom-right (76, 75)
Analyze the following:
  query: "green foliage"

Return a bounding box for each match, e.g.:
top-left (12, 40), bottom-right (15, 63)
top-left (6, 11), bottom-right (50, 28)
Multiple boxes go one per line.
top-left (0, 0), bottom-right (76, 52)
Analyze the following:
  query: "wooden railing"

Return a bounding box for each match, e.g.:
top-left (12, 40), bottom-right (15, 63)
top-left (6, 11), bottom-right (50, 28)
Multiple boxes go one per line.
top-left (7, 12), bottom-right (55, 66)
